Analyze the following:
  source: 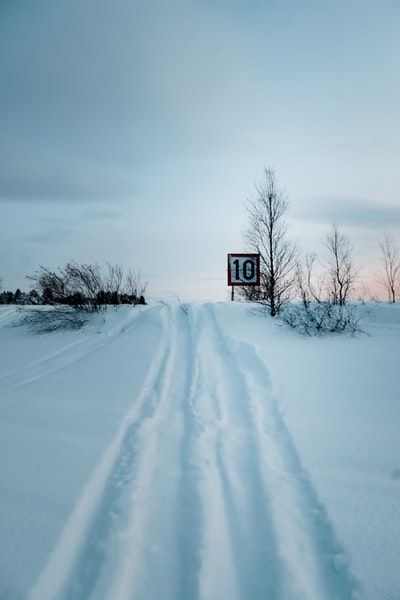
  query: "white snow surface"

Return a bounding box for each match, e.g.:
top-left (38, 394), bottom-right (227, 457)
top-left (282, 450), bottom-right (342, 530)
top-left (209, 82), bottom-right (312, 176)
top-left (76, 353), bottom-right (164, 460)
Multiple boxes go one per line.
top-left (0, 300), bottom-right (399, 600)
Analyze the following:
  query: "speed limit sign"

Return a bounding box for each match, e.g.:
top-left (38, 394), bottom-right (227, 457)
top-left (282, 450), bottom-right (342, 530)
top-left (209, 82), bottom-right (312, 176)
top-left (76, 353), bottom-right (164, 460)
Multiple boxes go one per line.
top-left (227, 253), bottom-right (260, 286)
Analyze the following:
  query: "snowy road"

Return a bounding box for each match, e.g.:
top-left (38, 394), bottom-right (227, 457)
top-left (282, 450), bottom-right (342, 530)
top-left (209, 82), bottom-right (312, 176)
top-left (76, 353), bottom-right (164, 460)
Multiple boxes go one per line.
top-left (24, 302), bottom-right (358, 600)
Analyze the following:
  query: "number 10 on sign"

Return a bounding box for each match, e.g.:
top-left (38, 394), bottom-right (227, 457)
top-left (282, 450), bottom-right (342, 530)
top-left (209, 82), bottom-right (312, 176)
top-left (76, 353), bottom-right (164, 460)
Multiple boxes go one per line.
top-left (227, 254), bottom-right (260, 286)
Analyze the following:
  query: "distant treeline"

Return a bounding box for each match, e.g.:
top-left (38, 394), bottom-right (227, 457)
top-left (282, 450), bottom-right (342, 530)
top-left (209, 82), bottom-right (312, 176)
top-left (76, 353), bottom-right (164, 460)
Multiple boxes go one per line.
top-left (0, 288), bottom-right (39, 305)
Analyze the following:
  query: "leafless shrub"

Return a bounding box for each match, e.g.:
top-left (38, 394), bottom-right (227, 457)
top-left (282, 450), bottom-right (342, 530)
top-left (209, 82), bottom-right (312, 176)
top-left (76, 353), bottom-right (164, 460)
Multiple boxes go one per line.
top-left (282, 300), bottom-right (362, 336)
top-left (282, 251), bottom-right (362, 335)
top-left (105, 263), bottom-right (123, 305)
top-left (124, 269), bottom-right (147, 305)
top-left (27, 262), bottom-right (105, 312)
top-left (22, 261), bottom-right (147, 332)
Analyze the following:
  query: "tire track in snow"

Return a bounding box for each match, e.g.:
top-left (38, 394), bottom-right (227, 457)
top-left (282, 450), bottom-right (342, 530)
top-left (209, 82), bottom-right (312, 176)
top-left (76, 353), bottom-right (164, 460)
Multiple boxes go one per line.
top-left (28, 301), bottom-right (361, 600)
top-left (209, 303), bottom-right (361, 600)
top-left (186, 303), bottom-right (282, 600)
top-left (28, 304), bottom-right (176, 600)
top-left (0, 337), bottom-right (102, 389)
top-left (0, 309), bottom-right (146, 390)
top-left (0, 306), bottom-right (15, 323)
top-left (101, 303), bottom-right (193, 600)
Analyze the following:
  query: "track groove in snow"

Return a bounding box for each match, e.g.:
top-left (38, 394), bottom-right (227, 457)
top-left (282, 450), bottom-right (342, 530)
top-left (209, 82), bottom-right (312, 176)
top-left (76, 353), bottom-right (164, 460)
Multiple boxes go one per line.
top-left (28, 302), bottom-right (360, 600)
top-left (0, 307), bottom-right (145, 390)
top-left (207, 304), bottom-right (359, 599)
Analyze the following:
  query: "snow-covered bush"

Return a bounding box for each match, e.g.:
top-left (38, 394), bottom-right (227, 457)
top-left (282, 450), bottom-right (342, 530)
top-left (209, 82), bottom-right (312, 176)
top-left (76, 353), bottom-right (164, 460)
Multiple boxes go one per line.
top-left (281, 300), bottom-right (362, 335)
top-left (282, 248), bottom-right (362, 335)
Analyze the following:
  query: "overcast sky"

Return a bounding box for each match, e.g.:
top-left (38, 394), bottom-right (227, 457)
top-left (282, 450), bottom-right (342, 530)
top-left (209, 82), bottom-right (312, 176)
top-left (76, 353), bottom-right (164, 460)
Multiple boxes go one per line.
top-left (1, 0), bottom-right (400, 300)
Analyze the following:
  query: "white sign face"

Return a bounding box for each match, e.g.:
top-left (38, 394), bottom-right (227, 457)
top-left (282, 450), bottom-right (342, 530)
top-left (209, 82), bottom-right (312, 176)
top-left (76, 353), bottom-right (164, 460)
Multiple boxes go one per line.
top-left (227, 254), bottom-right (260, 286)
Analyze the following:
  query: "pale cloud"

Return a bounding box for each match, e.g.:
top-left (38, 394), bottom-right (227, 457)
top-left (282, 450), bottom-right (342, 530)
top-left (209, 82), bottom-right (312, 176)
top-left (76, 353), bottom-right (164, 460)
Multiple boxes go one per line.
top-left (292, 197), bottom-right (400, 230)
top-left (0, 0), bottom-right (262, 201)
top-left (0, 152), bottom-right (137, 201)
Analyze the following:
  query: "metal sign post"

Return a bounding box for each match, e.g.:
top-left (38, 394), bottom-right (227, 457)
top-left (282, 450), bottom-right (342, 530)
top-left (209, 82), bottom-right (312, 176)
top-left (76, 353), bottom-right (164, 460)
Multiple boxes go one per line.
top-left (227, 253), bottom-right (260, 300)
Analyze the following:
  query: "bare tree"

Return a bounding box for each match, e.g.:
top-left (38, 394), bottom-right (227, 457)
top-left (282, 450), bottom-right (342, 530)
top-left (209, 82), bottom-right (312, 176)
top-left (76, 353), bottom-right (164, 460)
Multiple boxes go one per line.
top-left (377, 231), bottom-right (400, 303)
top-left (243, 167), bottom-right (297, 316)
top-left (324, 223), bottom-right (356, 305)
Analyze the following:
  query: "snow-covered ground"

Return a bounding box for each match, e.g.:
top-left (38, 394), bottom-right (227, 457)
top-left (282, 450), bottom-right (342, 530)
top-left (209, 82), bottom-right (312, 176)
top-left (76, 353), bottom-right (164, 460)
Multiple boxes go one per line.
top-left (0, 300), bottom-right (399, 600)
